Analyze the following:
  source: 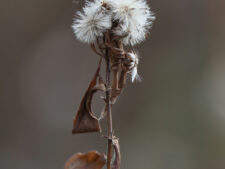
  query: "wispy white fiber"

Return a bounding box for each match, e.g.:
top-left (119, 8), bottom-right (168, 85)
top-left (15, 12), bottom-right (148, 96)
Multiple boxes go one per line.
top-left (111, 0), bottom-right (155, 46)
top-left (72, 0), bottom-right (155, 46)
top-left (128, 52), bottom-right (141, 82)
top-left (72, 0), bottom-right (112, 44)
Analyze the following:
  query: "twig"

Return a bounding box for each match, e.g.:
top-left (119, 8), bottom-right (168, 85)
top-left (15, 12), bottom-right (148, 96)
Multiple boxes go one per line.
top-left (105, 39), bottom-right (113, 169)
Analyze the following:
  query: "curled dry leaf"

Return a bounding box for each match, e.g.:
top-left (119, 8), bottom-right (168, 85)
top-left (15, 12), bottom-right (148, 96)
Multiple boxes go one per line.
top-left (64, 151), bottom-right (106, 169)
top-left (109, 48), bottom-right (127, 104)
top-left (72, 59), bottom-right (106, 134)
top-left (112, 138), bottom-right (121, 169)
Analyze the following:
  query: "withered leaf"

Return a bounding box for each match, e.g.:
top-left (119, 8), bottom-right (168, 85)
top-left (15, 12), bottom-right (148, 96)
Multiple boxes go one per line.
top-left (73, 58), bottom-right (106, 134)
top-left (64, 151), bottom-right (106, 169)
top-left (112, 138), bottom-right (121, 169)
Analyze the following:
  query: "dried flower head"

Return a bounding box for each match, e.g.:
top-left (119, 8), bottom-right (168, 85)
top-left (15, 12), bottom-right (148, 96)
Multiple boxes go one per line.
top-left (111, 0), bottom-right (155, 46)
top-left (72, 0), bottom-right (155, 45)
top-left (72, 0), bottom-right (112, 43)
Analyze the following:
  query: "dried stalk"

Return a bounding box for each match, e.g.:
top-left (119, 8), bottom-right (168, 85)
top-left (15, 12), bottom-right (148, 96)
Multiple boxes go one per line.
top-left (67, 0), bottom-right (155, 168)
top-left (71, 29), bottom-right (137, 169)
top-left (105, 38), bottom-right (113, 169)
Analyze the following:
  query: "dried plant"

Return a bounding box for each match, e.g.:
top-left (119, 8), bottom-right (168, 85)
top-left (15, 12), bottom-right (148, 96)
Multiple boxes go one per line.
top-left (65, 0), bottom-right (155, 168)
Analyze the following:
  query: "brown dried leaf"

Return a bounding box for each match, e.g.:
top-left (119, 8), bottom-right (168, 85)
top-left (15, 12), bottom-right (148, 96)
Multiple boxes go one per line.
top-left (64, 151), bottom-right (106, 169)
top-left (72, 59), bottom-right (106, 134)
top-left (112, 138), bottom-right (121, 169)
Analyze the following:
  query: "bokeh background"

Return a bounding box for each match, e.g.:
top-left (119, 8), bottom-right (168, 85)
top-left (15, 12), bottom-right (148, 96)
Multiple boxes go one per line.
top-left (1, 0), bottom-right (225, 169)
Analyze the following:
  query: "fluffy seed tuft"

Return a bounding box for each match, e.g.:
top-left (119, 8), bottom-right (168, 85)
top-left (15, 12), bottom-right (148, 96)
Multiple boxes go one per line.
top-left (72, 0), bottom-right (155, 45)
top-left (111, 0), bottom-right (155, 46)
top-left (72, 0), bottom-right (112, 44)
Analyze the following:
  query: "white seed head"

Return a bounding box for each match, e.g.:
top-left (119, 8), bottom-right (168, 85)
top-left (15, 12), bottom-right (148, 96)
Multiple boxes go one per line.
top-left (72, 0), bottom-right (155, 46)
top-left (72, 0), bottom-right (112, 44)
top-left (111, 0), bottom-right (155, 46)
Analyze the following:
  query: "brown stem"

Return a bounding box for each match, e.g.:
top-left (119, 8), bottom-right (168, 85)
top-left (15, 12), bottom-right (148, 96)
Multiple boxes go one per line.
top-left (105, 42), bottom-right (113, 169)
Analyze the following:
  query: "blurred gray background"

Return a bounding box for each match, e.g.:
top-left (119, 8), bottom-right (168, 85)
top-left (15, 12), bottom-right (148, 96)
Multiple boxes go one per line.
top-left (1, 0), bottom-right (225, 169)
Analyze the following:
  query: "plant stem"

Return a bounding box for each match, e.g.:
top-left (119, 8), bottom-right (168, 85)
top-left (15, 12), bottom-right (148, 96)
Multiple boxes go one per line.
top-left (105, 46), bottom-right (113, 169)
